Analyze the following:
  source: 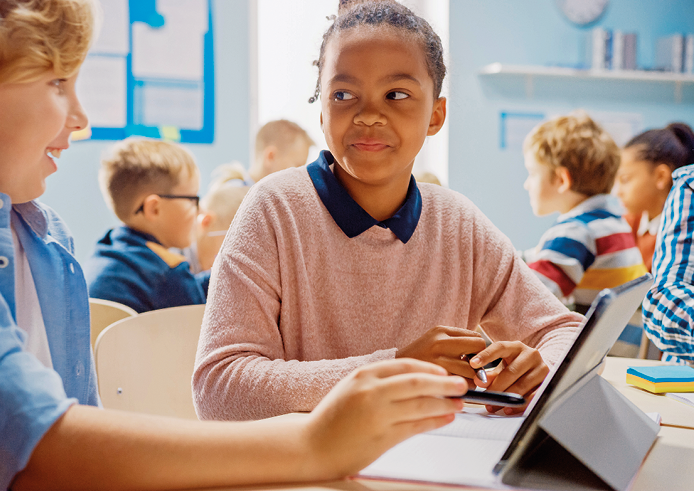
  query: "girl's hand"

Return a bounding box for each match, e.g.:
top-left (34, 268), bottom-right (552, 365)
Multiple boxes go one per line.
top-left (469, 341), bottom-right (549, 415)
top-left (395, 326), bottom-right (487, 382)
top-left (303, 358), bottom-right (467, 479)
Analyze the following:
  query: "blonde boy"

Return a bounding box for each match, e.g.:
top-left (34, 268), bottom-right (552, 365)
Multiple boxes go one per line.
top-left (84, 138), bottom-right (209, 313)
top-left (522, 112), bottom-right (647, 313)
top-left (246, 119), bottom-right (314, 184)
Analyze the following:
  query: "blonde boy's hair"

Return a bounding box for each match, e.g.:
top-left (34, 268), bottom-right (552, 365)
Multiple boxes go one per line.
top-left (255, 119), bottom-right (314, 156)
top-left (0, 0), bottom-right (97, 84)
top-left (524, 111), bottom-right (620, 196)
top-left (414, 171), bottom-right (442, 186)
top-left (100, 139), bottom-right (199, 221)
top-left (200, 163), bottom-right (250, 228)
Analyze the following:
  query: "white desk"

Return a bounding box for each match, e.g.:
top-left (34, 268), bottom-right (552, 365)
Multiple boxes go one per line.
top-left (193, 357), bottom-right (694, 491)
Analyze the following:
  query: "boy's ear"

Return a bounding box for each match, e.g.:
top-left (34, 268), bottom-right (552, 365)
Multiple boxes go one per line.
top-left (140, 194), bottom-right (161, 219)
top-left (426, 97), bottom-right (447, 136)
top-left (654, 163), bottom-right (673, 190)
top-left (263, 145), bottom-right (277, 168)
top-left (556, 166), bottom-right (573, 193)
top-left (197, 212), bottom-right (214, 230)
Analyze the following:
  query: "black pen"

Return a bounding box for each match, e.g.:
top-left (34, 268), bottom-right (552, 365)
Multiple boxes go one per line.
top-left (461, 354), bottom-right (487, 384)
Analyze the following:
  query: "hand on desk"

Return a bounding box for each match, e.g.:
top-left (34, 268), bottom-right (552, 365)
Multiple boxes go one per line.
top-left (306, 358), bottom-right (467, 477)
top-left (470, 340), bottom-right (549, 415)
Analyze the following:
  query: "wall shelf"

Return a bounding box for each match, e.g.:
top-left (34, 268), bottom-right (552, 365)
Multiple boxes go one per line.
top-left (479, 63), bottom-right (694, 103)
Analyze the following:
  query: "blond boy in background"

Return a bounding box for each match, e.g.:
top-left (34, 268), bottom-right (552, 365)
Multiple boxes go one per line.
top-left (245, 119), bottom-right (314, 185)
top-left (522, 112), bottom-right (647, 315)
top-left (84, 138), bottom-right (209, 313)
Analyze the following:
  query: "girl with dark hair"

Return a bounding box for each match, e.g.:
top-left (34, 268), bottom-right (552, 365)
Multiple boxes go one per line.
top-left (615, 123), bottom-right (694, 270)
top-left (195, 0), bottom-right (582, 422)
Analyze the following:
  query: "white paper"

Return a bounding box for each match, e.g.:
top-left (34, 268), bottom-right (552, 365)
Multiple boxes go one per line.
top-left (76, 55), bottom-right (127, 128)
top-left (590, 111), bottom-right (644, 147)
top-left (665, 392), bottom-right (694, 408)
top-left (91, 0), bottom-right (129, 55)
top-left (140, 84), bottom-right (203, 129)
top-left (131, 0), bottom-right (208, 81)
top-left (360, 409), bottom-right (521, 488)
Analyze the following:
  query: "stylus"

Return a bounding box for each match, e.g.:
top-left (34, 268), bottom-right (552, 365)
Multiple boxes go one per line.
top-left (451, 390), bottom-right (526, 407)
top-left (461, 354), bottom-right (488, 384)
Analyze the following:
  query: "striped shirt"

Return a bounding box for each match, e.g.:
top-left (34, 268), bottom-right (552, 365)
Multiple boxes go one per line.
top-left (643, 165), bottom-right (694, 365)
top-left (525, 194), bottom-right (648, 309)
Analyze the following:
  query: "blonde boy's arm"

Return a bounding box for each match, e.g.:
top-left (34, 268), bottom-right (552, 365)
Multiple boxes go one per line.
top-left (14, 360), bottom-right (465, 491)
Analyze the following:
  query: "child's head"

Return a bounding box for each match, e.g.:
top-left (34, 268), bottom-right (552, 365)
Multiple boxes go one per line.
top-left (616, 123), bottom-right (694, 216)
top-left (252, 120), bottom-right (314, 179)
top-left (523, 112), bottom-right (620, 216)
top-left (310, 0), bottom-right (447, 188)
top-left (195, 163), bottom-right (250, 271)
top-left (413, 171), bottom-right (442, 186)
top-left (99, 138), bottom-right (200, 249)
top-left (0, 0), bottom-right (94, 203)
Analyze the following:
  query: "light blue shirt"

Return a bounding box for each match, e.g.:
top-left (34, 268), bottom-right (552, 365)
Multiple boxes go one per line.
top-left (0, 194), bottom-right (99, 488)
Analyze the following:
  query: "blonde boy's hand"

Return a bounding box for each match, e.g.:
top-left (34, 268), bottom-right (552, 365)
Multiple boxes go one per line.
top-left (469, 341), bottom-right (549, 415)
top-left (304, 358), bottom-right (467, 479)
top-left (396, 326), bottom-right (487, 382)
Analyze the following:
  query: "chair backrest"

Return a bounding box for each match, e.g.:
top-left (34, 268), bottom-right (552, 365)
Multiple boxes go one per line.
top-left (89, 298), bottom-right (138, 351)
top-left (95, 304), bottom-right (206, 420)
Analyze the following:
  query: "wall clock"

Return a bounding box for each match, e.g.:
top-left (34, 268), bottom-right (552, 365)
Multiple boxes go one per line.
top-left (556, 0), bottom-right (609, 26)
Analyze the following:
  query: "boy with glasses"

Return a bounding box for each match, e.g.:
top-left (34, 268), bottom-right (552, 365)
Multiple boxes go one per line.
top-left (84, 138), bottom-right (209, 313)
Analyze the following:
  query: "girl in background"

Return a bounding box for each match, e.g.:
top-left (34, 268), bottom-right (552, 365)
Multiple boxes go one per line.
top-left (615, 123), bottom-right (694, 271)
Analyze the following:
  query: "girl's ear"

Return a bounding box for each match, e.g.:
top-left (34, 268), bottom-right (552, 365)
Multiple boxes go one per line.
top-left (426, 97), bottom-right (447, 136)
top-left (556, 166), bottom-right (573, 193)
top-left (654, 163), bottom-right (673, 191)
top-left (320, 112), bottom-right (324, 133)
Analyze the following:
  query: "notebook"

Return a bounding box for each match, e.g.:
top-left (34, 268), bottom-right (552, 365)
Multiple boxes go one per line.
top-left (666, 391), bottom-right (694, 408)
top-left (626, 365), bottom-right (694, 393)
top-left (360, 274), bottom-right (655, 490)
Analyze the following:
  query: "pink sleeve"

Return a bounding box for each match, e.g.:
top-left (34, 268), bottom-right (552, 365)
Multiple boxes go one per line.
top-left (466, 205), bottom-right (583, 367)
top-left (192, 187), bottom-right (395, 421)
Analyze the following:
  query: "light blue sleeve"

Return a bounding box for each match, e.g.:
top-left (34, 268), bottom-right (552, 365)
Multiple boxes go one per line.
top-left (0, 294), bottom-right (75, 489)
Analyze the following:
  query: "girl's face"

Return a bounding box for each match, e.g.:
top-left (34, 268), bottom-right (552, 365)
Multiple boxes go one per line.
top-left (319, 28), bottom-right (445, 188)
top-left (0, 71), bottom-right (88, 203)
top-left (614, 146), bottom-right (671, 216)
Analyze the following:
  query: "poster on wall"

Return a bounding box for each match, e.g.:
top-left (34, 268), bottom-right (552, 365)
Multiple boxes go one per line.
top-left (75, 0), bottom-right (215, 144)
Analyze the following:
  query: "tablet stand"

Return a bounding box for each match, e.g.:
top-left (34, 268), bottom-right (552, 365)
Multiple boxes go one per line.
top-left (503, 371), bottom-right (659, 491)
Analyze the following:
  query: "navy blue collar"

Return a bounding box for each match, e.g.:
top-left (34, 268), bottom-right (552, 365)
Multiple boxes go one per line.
top-left (307, 150), bottom-right (422, 243)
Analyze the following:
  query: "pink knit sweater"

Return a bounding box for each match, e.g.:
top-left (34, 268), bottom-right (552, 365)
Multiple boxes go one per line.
top-left (193, 168), bottom-right (583, 421)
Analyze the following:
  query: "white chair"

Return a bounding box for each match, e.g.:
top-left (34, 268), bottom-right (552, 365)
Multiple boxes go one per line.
top-left (94, 304), bottom-right (206, 420)
top-left (89, 298), bottom-right (137, 351)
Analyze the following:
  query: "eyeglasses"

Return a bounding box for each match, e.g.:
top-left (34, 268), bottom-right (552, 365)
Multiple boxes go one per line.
top-left (134, 194), bottom-right (200, 214)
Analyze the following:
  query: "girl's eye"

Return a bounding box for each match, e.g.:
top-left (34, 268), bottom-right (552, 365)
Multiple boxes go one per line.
top-left (386, 91), bottom-right (409, 100)
top-left (333, 91), bottom-right (354, 101)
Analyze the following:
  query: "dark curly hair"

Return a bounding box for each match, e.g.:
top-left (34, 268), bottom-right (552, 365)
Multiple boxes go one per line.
top-left (308, 0), bottom-right (446, 103)
top-left (625, 123), bottom-right (694, 171)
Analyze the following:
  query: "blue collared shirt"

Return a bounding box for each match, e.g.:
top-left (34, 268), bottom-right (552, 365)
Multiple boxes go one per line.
top-left (643, 164), bottom-right (694, 365)
top-left (85, 226), bottom-right (209, 313)
top-left (0, 194), bottom-right (99, 488)
top-left (306, 151), bottom-right (422, 243)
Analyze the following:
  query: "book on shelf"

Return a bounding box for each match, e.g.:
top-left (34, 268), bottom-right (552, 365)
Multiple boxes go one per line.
top-left (655, 34), bottom-right (684, 73)
top-left (685, 34), bottom-right (694, 74)
top-left (588, 28), bottom-right (637, 71)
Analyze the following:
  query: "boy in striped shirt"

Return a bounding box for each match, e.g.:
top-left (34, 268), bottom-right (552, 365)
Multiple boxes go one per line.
top-left (522, 112), bottom-right (647, 314)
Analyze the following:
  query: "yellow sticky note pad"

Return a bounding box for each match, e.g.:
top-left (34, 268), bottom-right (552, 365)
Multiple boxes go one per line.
top-left (160, 126), bottom-right (181, 142)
